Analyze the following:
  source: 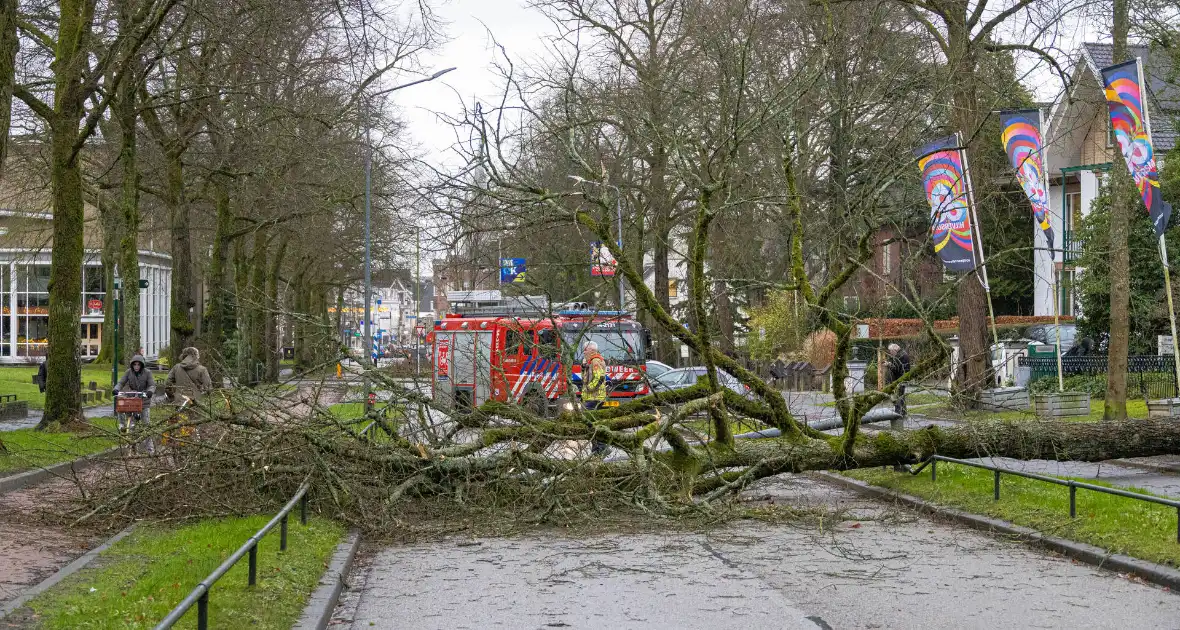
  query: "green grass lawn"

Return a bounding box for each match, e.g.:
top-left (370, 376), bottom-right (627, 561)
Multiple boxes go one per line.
top-left (0, 418), bottom-right (117, 474)
top-left (328, 401), bottom-right (366, 420)
top-left (922, 399), bottom-right (1149, 423)
top-left (25, 515), bottom-right (345, 630)
top-left (847, 463), bottom-right (1180, 567)
top-left (0, 363), bottom-right (149, 409)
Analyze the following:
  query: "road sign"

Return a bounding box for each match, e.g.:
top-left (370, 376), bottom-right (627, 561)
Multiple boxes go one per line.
top-left (500, 258), bottom-right (527, 284)
top-left (138, 279), bottom-right (149, 288)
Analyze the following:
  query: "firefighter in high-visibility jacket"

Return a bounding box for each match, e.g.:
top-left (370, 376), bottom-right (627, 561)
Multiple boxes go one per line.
top-left (581, 341), bottom-right (608, 410)
top-left (582, 341), bottom-right (609, 455)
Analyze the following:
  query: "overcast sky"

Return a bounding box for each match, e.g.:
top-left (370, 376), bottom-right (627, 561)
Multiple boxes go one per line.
top-left (396, 0), bottom-right (553, 169)
top-left (398, 1), bottom-right (1116, 171)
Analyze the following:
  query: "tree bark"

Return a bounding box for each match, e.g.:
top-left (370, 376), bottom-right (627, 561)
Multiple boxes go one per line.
top-left (0, 0), bottom-right (18, 178)
top-left (1106, 0), bottom-right (1131, 420)
top-left (203, 175), bottom-right (233, 382)
top-left (947, 5), bottom-right (992, 404)
top-left (116, 63), bottom-right (141, 364)
top-left (265, 236), bottom-right (288, 381)
top-left (167, 147), bottom-right (194, 360)
top-left (41, 0), bottom-right (95, 427)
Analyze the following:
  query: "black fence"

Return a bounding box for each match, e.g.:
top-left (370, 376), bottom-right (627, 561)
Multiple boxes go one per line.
top-left (1019, 355), bottom-right (1177, 400)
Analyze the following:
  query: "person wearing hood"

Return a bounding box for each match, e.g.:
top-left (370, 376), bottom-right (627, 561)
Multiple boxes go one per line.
top-left (165, 347), bottom-right (212, 402)
top-left (115, 354), bottom-right (156, 425)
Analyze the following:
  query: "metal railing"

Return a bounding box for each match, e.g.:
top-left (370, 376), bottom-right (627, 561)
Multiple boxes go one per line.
top-left (909, 456), bottom-right (1180, 541)
top-left (1063, 229), bottom-right (1083, 264)
top-left (1020, 355), bottom-right (1178, 400)
top-left (155, 479), bottom-right (311, 630)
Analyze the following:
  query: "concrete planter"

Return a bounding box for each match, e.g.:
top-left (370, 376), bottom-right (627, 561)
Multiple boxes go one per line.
top-left (980, 387), bottom-right (1029, 412)
top-left (1148, 398), bottom-right (1180, 419)
top-left (1033, 392), bottom-right (1091, 418)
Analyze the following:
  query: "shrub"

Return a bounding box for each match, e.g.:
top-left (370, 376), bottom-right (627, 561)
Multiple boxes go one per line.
top-left (1028, 374), bottom-right (1107, 399)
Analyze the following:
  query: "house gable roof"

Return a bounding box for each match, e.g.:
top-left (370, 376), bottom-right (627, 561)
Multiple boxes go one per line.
top-left (1081, 42), bottom-right (1178, 152)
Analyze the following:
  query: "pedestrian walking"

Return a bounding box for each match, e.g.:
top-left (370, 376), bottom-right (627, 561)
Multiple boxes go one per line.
top-left (165, 347), bottom-right (213, 402)
top-left (886, 343), bottom-right (911, 425)
top-left (36, 349), bottom-right (47, 394)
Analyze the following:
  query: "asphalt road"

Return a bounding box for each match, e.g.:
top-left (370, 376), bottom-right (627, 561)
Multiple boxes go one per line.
top-left (338, 475), bottom-right (1180, 629)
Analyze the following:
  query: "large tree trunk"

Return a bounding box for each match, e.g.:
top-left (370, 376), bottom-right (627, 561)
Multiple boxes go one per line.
top-left (690, 418), bottom-right (1180, 493)
top-left (1106, 0), bottom-right (1131, 420)
top-left (41, 0), bottom-right (93, 428)
top-left (946, 6), bottom-right (992, 404)
top-left (97, 195), bottom-right (119, 365)
top-left (248, 228), bottom-right (269, 384)
top-left (203, 176), bottom-right (233, 383)
top-left (167, 147), bottom-right (194, 360)
top-left (116, 70), bottom-right (140, 364)
top-left (0, 0), bottom-right (18, 178)
top-left (42, 126), bottom-right (83, 427)
top-left (265, 237), bottom-right (287, 381)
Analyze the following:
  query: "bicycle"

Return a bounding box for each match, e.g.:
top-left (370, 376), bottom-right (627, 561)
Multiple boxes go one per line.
top-left (115, 391), bottom-right (153, 454)
top-left (160, 396), bottom-right (196, 464)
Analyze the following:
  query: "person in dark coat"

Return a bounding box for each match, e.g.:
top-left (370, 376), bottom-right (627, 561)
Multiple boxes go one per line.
top-left (115, 354), bottom-right (155, 430)
top-left (36, 355), bottom-right (47, 394)
top-left (886, 343), bottom-right (911, 418)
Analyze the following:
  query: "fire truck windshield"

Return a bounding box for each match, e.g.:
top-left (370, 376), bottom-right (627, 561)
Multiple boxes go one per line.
top-left (564, 328), bottom-right (645, 363)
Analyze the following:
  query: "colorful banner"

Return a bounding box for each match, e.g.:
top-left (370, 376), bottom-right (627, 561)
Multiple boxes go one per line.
top-left (1102, 59), bottom-right (1172, 237)
top-left (915, 135), bottom-right (977, 271)
top-left (500, 257), bottom-right (526, 284)
top-left (591, 241), bottom-right (617, 277)
top-left (999, 109), bottom-right (1055, 249)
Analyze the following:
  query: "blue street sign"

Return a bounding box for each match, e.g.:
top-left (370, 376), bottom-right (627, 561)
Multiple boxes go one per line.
top-left (500, 257), bottom-right (527, 284)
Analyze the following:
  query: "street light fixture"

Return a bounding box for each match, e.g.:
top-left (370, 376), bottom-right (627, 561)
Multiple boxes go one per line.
top-left (362, 67), bottom-right (457, 412)
top-left (569, 175), bottom-right (626, 311)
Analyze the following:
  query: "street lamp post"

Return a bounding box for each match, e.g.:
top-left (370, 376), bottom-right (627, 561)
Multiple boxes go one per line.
top-left (111, 268), bottom-right (122, 389)
top-left (361, 67), bottom-right (456, 412)
top-left (569, 176), bottom-right (626, 311)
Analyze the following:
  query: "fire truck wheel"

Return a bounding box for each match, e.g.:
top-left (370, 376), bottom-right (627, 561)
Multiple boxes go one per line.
top-left (523, 390), bottom-right (548, 418)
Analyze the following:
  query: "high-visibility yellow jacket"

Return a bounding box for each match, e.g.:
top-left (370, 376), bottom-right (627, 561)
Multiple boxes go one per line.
top-left (582, 351), bottom-right (607, 403)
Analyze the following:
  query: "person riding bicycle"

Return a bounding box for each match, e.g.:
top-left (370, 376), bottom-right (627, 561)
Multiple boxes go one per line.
top-left (165, 347), bottom-right (212, 403)
top-left (114, 354), bottom-right (155, 428)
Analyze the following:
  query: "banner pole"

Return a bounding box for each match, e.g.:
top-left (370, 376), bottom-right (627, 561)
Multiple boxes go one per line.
top-left (1136, 59), bottom-right (1180, 394)
top-left (958, 132), bottom-right (1002, 379)
top-left (1039, 108), bottom-right (1066, 392)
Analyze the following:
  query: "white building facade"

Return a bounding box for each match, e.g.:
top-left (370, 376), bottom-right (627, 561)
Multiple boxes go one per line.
top-left (1036, 43), bottom-right (1175, 318)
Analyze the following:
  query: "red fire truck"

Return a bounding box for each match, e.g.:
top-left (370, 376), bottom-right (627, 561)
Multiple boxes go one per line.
top-left (430, 297), bottom-right (650, 413)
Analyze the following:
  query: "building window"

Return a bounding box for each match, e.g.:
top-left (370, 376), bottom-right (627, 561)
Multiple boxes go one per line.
top-left (843, 295), bottom-right (860, 313)
top-left (1065, 191), bottom-right (1082, 232)
top-left (882, 243), bottom-right (893, 274)
top-left (81, 323), bottom-right (101, 357)
top-left (82, 265), bottom-right (105, 315)
top-left (1059, 269), bottom-right (1076, 317)
top-left (16, 264), bottom-right (49, 357)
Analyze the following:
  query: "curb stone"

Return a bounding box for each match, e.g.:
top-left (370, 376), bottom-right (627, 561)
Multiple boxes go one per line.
top-left (1109, 458), bottom-right (1180, 474)
top-left (815, 471), bottom-right (1180, 591)
top-left (293, 530), bottom-right (361, 630)
top-left (0, 447), bottom-right (118, 495)
top-left (0, 523), bottom-right (136, 619)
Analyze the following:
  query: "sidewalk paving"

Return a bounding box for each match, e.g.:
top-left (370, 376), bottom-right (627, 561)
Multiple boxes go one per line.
top-left (0, 404), bottom-right (114, 433)
top-left (961, 457), bottom-right (1180, 498)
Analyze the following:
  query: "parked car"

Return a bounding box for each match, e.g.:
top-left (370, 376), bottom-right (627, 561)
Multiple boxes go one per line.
top-left (644, 360), bottom-right (675, 379)
top-left (1024, 323), bottom-right (1077, 354)
top-left (649, 367), bottom-right (753, 399)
